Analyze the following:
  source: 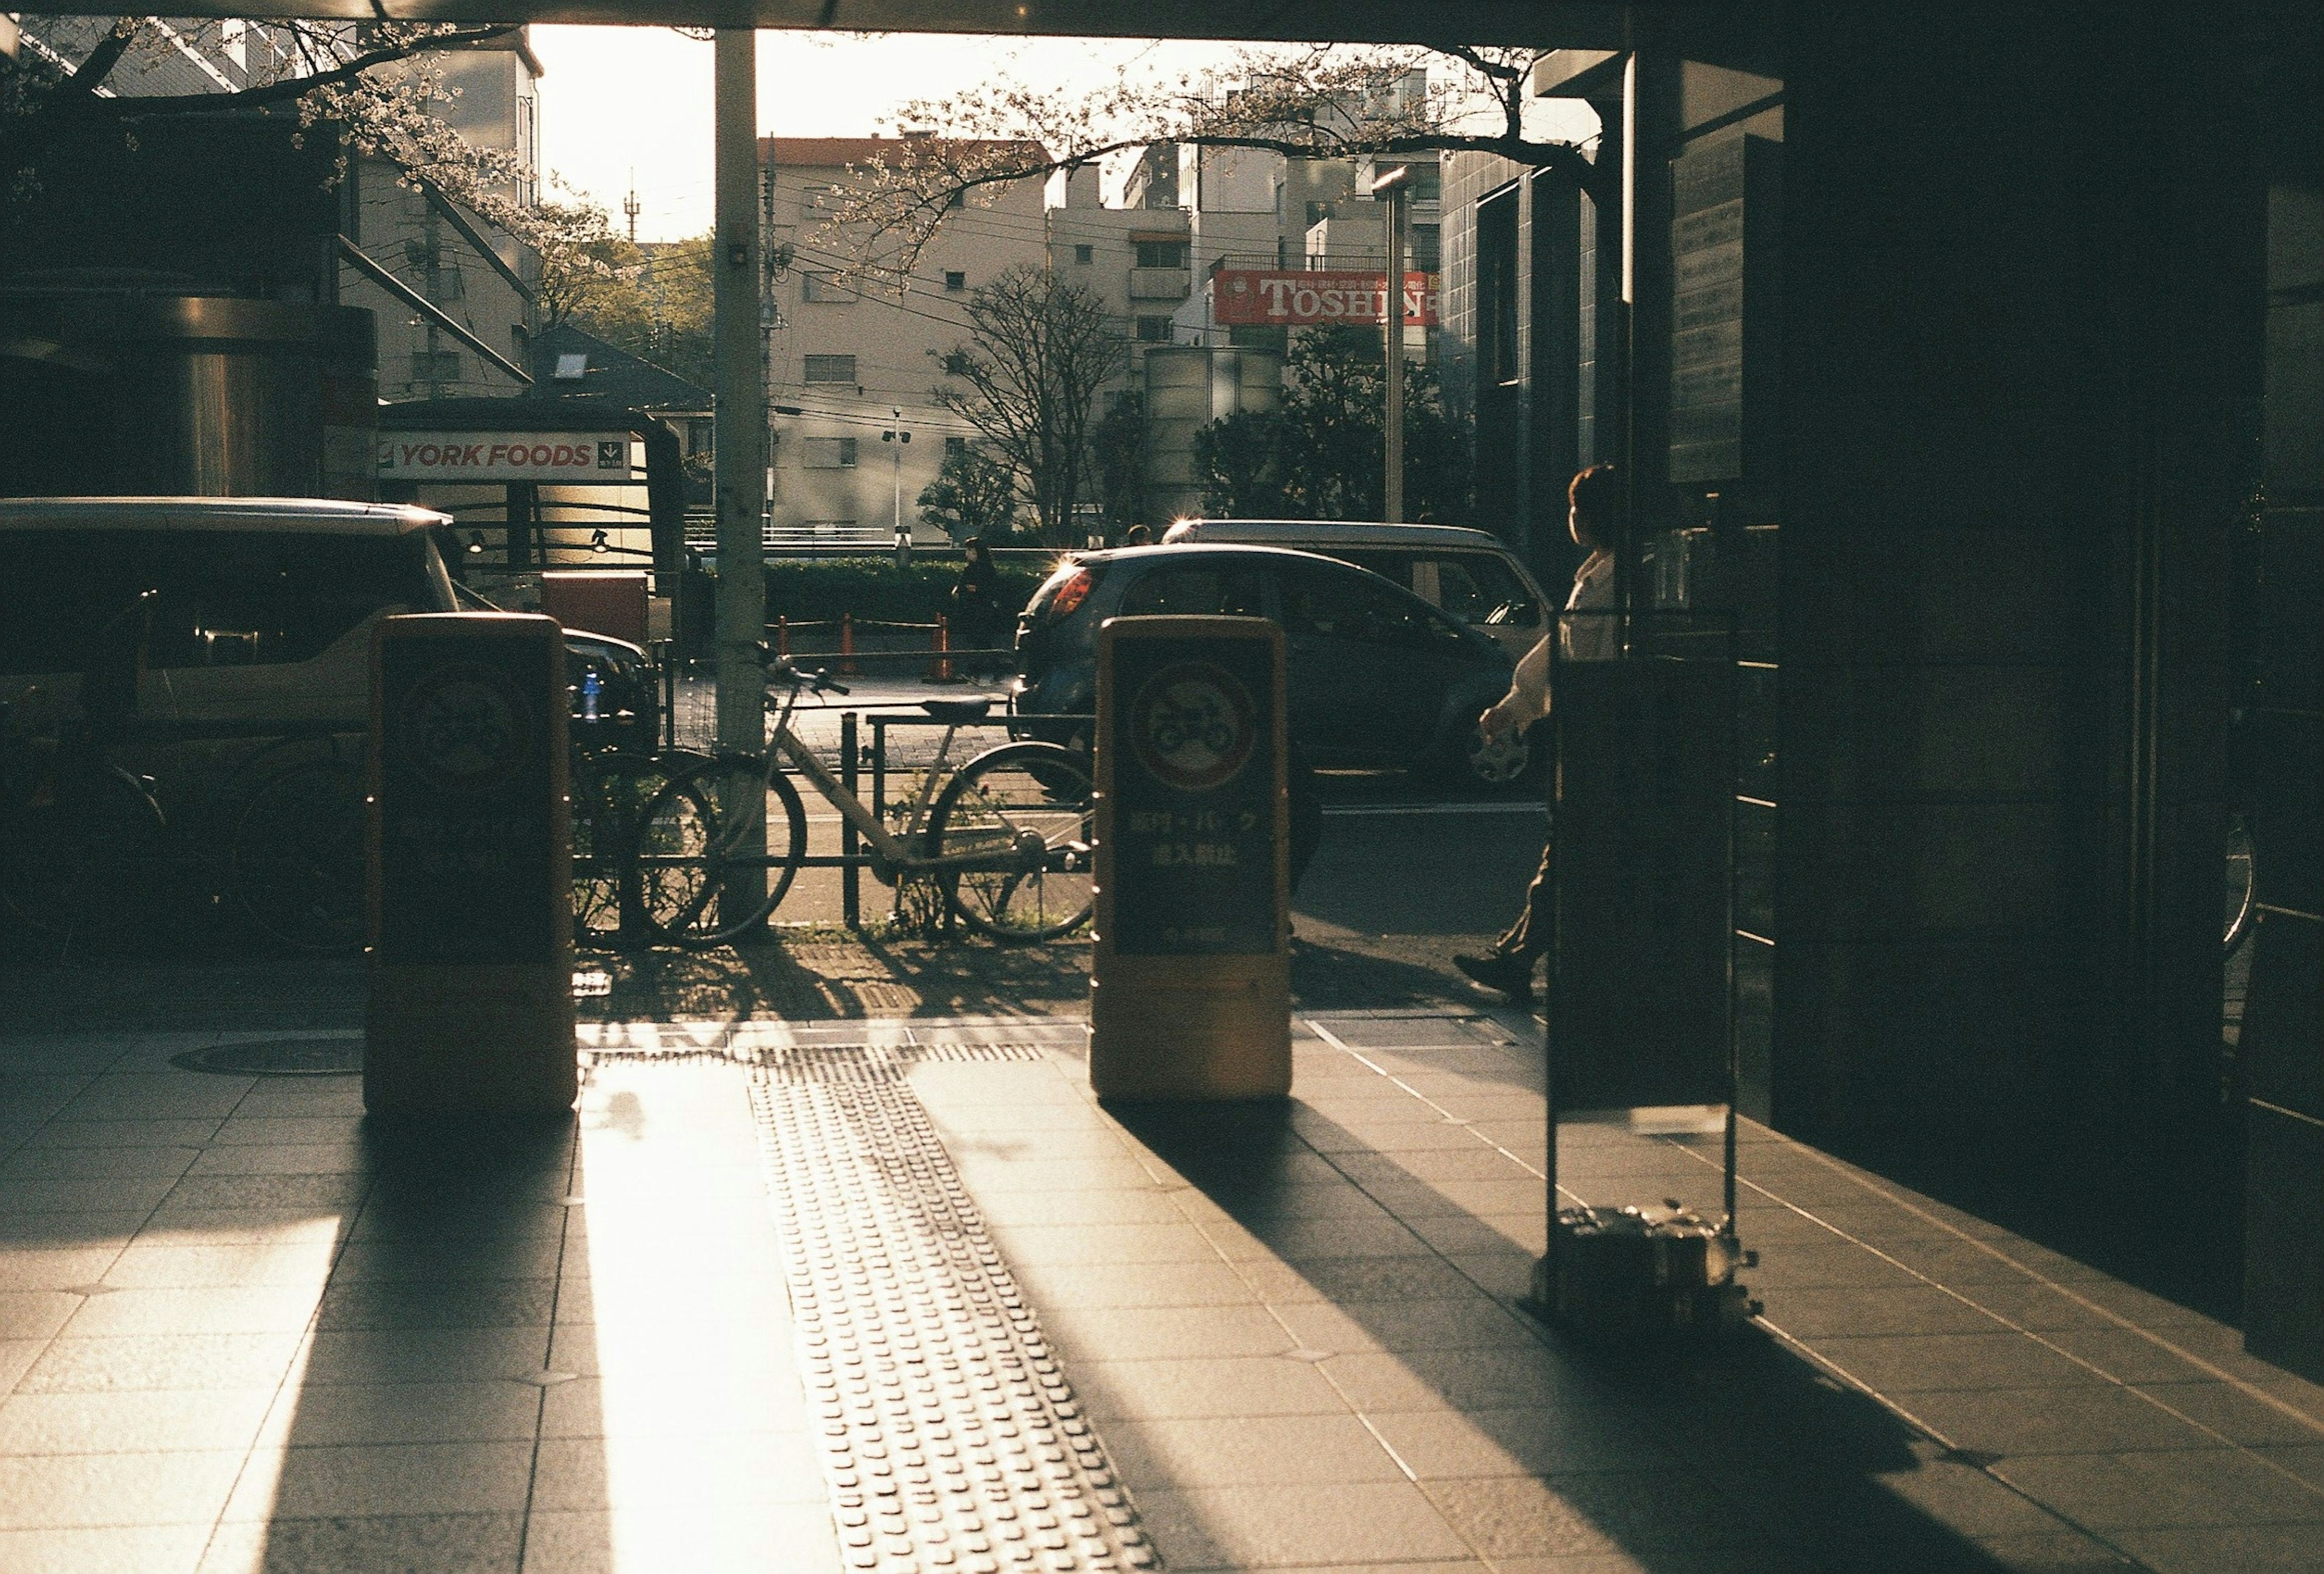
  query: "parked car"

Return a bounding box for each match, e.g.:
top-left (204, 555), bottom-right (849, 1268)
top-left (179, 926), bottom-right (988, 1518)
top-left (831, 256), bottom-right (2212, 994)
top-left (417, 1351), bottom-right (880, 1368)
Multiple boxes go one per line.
top-left (1157, 519), bottom-right (1551, 664)
top-left (1011, 544), bottom-right (1532, 789)
top-left (0, 498), bottom-right (654, 746)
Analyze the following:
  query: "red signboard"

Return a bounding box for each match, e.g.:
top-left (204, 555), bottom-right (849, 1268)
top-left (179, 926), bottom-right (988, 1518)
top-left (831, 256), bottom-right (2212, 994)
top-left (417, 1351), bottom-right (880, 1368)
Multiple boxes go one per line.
top-left (1211, 269), bottom-right (1439, 327)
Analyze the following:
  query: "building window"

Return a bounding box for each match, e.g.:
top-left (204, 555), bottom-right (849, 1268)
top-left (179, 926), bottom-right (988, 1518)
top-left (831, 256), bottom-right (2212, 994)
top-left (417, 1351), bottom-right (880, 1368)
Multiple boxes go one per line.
top-left (803, 438), bottom-right (859, 468)
top-left (804, 354), bottom-right (858, 384)
top-left (412, 350), bottom-right (461, 382)
top-left (944, 436), bottom-right (967, 457)
top-left (944, 270), bottom-right (967, 292)
top-left (1134, 240), bottom-right (1186, 269)
top-left (1073, 244), bottom-right (1094, 265)
top-left (802, 272), bottom-right (854, 303)
top-left (1134, 316), bottom-right (1173, 344)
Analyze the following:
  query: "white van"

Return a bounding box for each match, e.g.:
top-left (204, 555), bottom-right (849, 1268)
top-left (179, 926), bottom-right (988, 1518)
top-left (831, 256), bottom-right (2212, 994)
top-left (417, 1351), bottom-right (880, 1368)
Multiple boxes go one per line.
top-left (1158, 519), bottom-right (1551, 662)
top-left (0, 497), bottom-right (461, 735)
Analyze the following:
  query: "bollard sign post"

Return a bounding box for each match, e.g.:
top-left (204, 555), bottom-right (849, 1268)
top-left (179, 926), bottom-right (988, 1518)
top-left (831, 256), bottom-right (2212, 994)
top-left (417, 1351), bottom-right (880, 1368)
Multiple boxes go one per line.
top-left (365, 614), bottom-right (577, 1115)
top-left (1089, 615), bottom-right (1291, 1100)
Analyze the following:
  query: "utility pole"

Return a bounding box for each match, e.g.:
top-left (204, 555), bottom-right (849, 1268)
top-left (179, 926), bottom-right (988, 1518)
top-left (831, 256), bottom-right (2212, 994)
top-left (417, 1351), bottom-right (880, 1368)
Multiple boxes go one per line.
top-left (623, 170), bottom-right (640, 243)
top-left (713, 30), bottom-right (766, 759)
top-left (883, 412), bottom-right (912, 567)
top-left (1370, 164), bottom-right (1412, 523)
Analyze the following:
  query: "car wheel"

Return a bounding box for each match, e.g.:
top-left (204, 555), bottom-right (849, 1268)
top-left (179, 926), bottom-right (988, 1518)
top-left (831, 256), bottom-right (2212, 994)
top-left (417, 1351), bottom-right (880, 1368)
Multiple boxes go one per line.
top-left (1452, 721), bottom-right (1537, 793)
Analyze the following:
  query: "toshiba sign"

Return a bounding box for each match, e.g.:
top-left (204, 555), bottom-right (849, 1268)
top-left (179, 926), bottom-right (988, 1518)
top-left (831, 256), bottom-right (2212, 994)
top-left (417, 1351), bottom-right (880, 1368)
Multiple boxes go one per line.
top-left (378, 435), bottom-right (633, 482)
top-left (1210, 270), bottom-right (1439, 328)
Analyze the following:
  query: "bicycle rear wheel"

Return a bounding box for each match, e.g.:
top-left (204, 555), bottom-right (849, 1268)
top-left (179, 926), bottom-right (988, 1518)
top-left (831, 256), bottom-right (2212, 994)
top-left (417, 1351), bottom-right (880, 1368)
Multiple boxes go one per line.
top-left (229, 758), bottom-right (364, 953)
top-left (570, 749), bottom-right (704, 951)
top-left (638, 755), bottom-right (808, 947)
top-left (925, 741), bottom-right (1093, 942)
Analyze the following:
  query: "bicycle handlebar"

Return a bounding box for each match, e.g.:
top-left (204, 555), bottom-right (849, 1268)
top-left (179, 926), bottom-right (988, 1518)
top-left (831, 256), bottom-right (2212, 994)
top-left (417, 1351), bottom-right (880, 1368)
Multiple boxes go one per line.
top-left (761, 652), bottom-right (850, 697)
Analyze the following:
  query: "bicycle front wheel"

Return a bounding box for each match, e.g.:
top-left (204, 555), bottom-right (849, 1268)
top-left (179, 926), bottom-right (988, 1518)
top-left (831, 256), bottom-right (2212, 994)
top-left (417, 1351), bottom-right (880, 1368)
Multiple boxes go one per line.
top-left (570, 749), bottom-right (705, 951)
top-left (926, 741), bottom-right (1094, 942)
top-left (229, 758), bottom-right (364, 953)
top-left (638, 755), bottom-right (807, 948)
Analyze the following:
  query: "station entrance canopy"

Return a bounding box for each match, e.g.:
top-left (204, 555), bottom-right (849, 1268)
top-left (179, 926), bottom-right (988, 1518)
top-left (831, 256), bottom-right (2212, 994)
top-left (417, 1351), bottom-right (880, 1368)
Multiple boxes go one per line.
top-left (18, 0), bottom-right (1627, 45)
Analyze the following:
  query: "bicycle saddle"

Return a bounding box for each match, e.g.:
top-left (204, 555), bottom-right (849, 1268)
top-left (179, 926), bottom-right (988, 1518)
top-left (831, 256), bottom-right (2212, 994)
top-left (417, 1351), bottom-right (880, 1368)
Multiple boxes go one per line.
top-left (920, 698), bottom-right (993, 723)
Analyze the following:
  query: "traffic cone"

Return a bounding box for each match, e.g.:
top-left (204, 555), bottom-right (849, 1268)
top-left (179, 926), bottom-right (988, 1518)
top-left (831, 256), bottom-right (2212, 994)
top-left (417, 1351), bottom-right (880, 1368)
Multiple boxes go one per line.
top-left (775, 615), bottom-right (790, 660)
top-left (927, 614), bottom-right (954, 683)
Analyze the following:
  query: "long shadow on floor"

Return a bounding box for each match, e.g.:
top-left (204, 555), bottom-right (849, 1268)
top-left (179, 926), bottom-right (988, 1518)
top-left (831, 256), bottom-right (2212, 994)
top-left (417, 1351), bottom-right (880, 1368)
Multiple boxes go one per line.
top-left (246, 1115), bottom-right (608, 1573)
top-left (1101, 1098), bottom-right (2121, 1573)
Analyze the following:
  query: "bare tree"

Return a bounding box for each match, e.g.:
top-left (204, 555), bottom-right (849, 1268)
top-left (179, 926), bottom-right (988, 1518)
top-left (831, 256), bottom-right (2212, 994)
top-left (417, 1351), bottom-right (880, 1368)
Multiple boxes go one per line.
top-left (936, 265), bottom-right (1127, 545)
top-left (829, 45), bottom-right (1597, 271)
top-left (3, 18), bottom-right (571, 253)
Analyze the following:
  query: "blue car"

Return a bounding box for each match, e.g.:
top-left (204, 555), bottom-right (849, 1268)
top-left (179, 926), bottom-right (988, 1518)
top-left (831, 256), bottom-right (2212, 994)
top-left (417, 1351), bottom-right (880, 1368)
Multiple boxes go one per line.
top-left (1011, 544), bottom-right (1531, 790)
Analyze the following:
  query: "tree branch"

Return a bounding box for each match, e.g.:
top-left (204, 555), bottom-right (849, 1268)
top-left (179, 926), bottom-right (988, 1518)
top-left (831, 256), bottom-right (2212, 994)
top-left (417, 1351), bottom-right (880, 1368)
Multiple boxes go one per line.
top-left (93, 25), bottom-right (517, 119)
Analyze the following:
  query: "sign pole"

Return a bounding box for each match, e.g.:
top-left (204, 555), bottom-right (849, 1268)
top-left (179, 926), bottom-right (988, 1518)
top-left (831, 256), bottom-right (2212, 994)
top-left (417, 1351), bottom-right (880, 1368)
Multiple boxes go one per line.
top-left (1370, 165), bottom-right (1413, 523)
top-left (713, 28), bottom-right (766, 759)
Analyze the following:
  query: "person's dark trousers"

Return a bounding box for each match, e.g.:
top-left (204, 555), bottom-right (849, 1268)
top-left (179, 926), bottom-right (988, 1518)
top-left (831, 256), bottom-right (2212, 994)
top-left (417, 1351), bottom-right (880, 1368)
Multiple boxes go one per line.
top-left (1488, 835), bottom-right (1553, 962)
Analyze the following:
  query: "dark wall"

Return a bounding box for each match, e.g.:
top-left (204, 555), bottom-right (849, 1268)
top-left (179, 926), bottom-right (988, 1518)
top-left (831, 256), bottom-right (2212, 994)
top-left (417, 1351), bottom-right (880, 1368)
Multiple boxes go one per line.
top-left (1772, 2), bottom-right (2259, 1212)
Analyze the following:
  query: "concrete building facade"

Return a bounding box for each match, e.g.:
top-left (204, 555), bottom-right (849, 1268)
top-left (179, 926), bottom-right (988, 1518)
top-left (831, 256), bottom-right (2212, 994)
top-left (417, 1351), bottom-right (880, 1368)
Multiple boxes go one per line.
top-left (759, 136), bottom-right (1047, 545)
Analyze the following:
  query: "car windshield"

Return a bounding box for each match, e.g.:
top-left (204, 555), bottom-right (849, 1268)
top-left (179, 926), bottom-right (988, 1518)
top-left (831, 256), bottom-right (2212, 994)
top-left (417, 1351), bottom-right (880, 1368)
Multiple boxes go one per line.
top-left (0, 528), bottom-right (441, 675)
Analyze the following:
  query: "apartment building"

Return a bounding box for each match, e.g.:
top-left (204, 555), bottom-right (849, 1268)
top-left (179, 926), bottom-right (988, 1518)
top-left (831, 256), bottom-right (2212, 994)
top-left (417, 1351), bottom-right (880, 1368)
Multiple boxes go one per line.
top-left (760, 136), bottom-right (1048, 545)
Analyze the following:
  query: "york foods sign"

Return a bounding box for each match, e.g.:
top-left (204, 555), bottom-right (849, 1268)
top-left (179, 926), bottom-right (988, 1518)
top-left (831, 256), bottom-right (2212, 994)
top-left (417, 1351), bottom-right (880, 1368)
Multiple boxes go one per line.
top-left (379, 435), bottom-right (633, 482)
top-left (1210, 270), bottom-right (1439, 328)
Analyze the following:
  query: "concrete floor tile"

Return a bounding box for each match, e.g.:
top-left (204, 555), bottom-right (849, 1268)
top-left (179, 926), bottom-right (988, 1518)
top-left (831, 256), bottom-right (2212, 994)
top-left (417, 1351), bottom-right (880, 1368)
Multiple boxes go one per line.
top-left (327, 1238), bottom-right (568, 1282)
top-left (1244, 1255), bottom-right (1483, 1305)
top-left (256, 1380), bottom-right (543, 1446)
top-left (0, 1337), bottom-right (46, 1391)
top-left (18, 1333), bottom-right (304, 1393)
top-left (1010, 1259), bottom-right (1261, 1311)
top-left (529, 1432), bottom-right (827, 1510)
top-left (1443, 1250), bottom-right (1538, 1304)
top-left (1968, 1530), bottom-right (2147, 1573)
top-left (970, 1187), bottom-right (1187, 1228)
top-left (133, 1212), bottom-right (349, 1247)
top-left (0, 1387), bottom-right (277, 1455)
top-left (1405, 1215), bottom-right (1543, 1258)
top-left (2141, 1380), bottom-right (2324, 1450)
top-left (0, 1523), bottom-right (212, 1574)
top-left (1908, 1384), bottom-right (2229, 1457)
top-left (1420, 1472), bottom-right (1747, 1561)
top-left (163, 1175), bottom-right (370, 1212)
top-left (2040, 1328), bottom-right (2232, 1388)
top-left (1362, 1406), bottom-right (1675, 1481)
top-left (1301, 1123), bottom-right (1512, 1156)
top-left (1137, 1480), bottom-right (1472, 1569)
top-left (207, 1119), bottom-right (366, 1147)
top-left (950, 1156), bottom-right (1167, 1194)
top-left (25, 1120), bottom-right (222, 1150)
top-left (1809, 1332), bottom-right (2113, 1394)
top-left (0, 1146), bottom-right (202, 1180)
top-left (98, 1242), bottom-right (338, 1290)
top-left (1272, 1294), bottom-right (1544, 1356)
top-left (1994, 1446), bottom-right (2324, 1532)
top-left (988, 1221), bottom-right (1225, 1267)
top-left (186, 1145), bottom-right (369, 1177)
top-left (0, 1214), bottom-right (148, 1253)
top-left (1045, 1303), bottom-right (1296, 1362)
top-left (1743, 1239), bottom-right (1935, 1291)
top-left (1072, 1356), bottom-right (1348, 1420)
top-left (0, 1447), bottom-right (249, 1528)
top-left (0, 1246), bottom-right (129, 1291)
top-left (54, 1081), bottom-right (251, 1121)
top-left (1324, 1347), bottom-right (1586, 1415)
top-left (0, 1290), bottom-right (81, 1341)
top-left (313, 1279), bottom-right (558, 1332)
top-left (61, 1285), bottom-right (322, 1337)
top-left (518, 1503), bottom-right (842, 1574)
top-left (223, 1439), bottom-right (536, 1520)
top-left (1755, 1284), bottom-right (2014, 1339)
top-left (1103, 1413), bottom-right (1407, 1488)
top-left (298, 1328), bottom-right (556, 1386)
top-left (0, 1175), bottom-right (183, 1213)
top-left (1204, 1215), bottom-right (1437, 1264)
top-left (197, 1511), bottom-right (524, 1573)
top-left (2111, 1521), bottom-right (2324, 1572)
top-left (537, 1374), bottom-right (810, 1439)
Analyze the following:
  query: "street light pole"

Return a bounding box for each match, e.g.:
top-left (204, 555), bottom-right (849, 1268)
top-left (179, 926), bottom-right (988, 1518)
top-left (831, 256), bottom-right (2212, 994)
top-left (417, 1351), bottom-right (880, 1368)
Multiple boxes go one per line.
top-left (1370, 164), bottom-right (1413, 523)
top-left (884, 413), bottom-right (911, 568)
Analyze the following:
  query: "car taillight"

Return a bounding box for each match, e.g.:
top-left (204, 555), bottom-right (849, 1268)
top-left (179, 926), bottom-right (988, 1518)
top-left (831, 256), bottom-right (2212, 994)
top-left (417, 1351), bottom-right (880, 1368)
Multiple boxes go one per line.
top-left (1045, 568), bottom-right (1094, 622)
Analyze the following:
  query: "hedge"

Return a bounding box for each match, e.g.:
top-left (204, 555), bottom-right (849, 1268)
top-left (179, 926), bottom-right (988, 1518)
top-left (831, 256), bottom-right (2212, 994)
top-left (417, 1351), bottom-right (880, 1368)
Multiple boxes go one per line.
top-left (756, 558), bottom-right (1048, 626)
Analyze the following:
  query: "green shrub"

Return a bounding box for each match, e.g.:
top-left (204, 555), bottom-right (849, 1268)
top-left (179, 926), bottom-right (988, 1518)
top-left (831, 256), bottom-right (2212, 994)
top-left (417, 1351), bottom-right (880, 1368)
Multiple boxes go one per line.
top-left (756, 559), bottom-right (1044, 627)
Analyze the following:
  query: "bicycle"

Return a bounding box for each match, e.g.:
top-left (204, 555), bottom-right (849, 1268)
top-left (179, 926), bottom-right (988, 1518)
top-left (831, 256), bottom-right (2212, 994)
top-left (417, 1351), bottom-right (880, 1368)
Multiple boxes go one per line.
top-left (637, 656), bottom-right (1094, 946)
top-left (568, 738), bottom-right (713, 950)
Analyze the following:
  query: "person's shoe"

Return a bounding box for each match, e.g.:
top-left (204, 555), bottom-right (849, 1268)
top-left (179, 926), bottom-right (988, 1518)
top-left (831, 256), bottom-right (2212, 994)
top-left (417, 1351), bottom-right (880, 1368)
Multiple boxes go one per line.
top-left (1453, 951), bottom-right (1535, 1003)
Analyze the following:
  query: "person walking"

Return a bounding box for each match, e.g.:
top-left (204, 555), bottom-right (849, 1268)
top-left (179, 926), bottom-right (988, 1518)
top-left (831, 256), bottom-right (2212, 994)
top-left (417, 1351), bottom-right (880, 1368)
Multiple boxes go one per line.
top-left (950, 537), bottom-right (1005, 676)
top-left (1452, 462), bottom-right (1623, 1002)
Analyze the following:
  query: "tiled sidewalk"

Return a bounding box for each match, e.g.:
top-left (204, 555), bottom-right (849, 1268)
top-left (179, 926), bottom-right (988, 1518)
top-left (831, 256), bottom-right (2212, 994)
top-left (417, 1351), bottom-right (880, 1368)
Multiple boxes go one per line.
top-left (0, 1010), bottom-right (2320, 1572)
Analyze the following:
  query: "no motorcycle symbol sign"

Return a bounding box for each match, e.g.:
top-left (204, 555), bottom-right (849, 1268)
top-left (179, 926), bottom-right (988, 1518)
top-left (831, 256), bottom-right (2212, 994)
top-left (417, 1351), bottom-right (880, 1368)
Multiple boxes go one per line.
top-left (1128, 661), bottom-right (1258, 793)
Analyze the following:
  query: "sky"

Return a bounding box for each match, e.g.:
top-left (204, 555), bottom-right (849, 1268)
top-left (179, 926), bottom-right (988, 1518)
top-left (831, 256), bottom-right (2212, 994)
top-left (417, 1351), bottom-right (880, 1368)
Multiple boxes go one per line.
top-left (531, 29), bottom-right (1253, 242)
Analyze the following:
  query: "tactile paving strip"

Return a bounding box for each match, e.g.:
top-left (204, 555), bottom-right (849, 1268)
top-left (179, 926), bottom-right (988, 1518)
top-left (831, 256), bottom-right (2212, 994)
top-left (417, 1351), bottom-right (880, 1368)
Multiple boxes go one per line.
top-left (582, 1021), bottom-right (1055, 1067)
top-left (747, 1051), bottom-right (1154, 1572)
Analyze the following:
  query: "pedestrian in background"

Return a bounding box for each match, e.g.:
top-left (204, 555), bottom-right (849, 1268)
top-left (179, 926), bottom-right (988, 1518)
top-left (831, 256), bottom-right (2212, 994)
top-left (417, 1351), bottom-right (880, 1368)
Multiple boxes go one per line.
top-left (1452, 462), bottom-right (1622, 1003)
top-left (950, 537), bottom-right (1004, 676)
